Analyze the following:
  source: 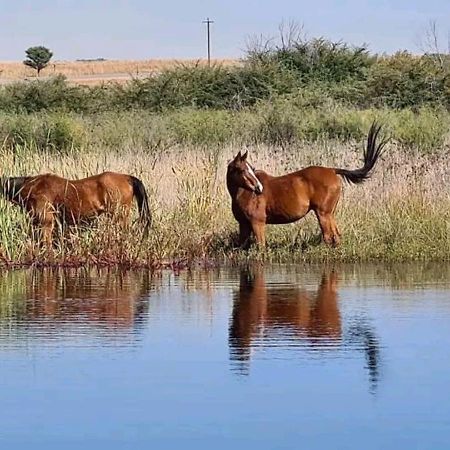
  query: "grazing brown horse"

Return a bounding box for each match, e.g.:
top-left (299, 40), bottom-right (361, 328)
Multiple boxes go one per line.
top-left (0, 171), bottom-right (151, 245)
top-left (227, 122), bottom-right (386, 248)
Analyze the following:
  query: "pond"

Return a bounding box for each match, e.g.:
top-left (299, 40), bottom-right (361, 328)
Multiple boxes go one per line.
top-left (0, 264), bottom-right (449, 449)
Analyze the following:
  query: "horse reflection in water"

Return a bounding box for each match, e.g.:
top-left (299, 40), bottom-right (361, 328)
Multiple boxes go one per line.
top-left (229, 267), bottom-right (380, 391)
top-left (22, 269), bottom-right (153, 335)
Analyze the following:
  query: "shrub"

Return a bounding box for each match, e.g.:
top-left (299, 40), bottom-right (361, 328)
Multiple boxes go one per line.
top-left (247, 36), bottom-right (375, 83)
top-left (366, 51), bottom-right (450, 108)
top-left (168, 109), bottom-right (235, 145)
top-left (0, 49), bottom-right (450, 114)
top-left (0, 113), bottom-right (87, 151)
top-left (124, 62), bottom-right (297, 110)
top-left (385, 107), bottom-right (449, 151)
top-left (0, 75), bottom-right (88, 113)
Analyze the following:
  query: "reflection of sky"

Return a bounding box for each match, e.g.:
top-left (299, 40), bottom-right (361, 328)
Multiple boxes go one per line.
top-left (0, 266), bottom-right (449, 449)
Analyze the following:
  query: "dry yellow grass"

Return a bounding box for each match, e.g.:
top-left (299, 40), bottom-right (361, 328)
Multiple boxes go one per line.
top-left (0, 58), bottom-right (240, 85)
top-left (1, 140), bottom-right (449, 266)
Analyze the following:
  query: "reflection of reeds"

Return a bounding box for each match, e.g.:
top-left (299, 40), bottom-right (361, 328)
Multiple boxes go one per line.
top-left (336, 262), bottom-right (450, 290)
top-left (0, 137), bottom-right (449, 266)
top-left (0, 271), bottom-right (28, 319)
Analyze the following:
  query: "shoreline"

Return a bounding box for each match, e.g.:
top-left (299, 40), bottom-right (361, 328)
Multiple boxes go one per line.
top-left (1, 251), bottom-right (449, 271)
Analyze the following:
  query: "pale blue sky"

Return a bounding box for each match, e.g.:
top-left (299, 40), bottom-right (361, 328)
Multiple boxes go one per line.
top-left (1, 0), bottom-right (449, 60)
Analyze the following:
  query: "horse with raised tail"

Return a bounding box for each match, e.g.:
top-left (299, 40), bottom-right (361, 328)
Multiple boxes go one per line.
top-left (226, 122), bottom-right (386, 248)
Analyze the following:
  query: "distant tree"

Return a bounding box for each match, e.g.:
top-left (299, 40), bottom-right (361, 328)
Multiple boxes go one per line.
top-left (23, 46), bottom-right (53, 76)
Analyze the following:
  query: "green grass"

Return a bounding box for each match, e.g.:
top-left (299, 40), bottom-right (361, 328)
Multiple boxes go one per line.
top-left (0, 103), bottom-right (448, 153)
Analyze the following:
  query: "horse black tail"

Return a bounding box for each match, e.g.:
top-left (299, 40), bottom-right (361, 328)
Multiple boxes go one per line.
top-left (130, 176), bottom-right (152, 234)
top-left (335, 122), bottom-right (387, 184)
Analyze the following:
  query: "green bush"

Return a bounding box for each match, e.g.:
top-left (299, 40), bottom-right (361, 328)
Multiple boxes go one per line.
top-left (385, 107), bottom-right (449, 150)
top-left (0, 48), bottom-right (450, 113)
top-left (247, 37), bottom-right (375, 83)
top-left (124, 62), bottom-right (296, 110)
top-left (366, 52), bottom-right (450, 108)
top-left (0, 75), bottom-right (89, 113)
top-left (0, 103), bottom-right (448, 153)
top-left (253, 102), bottom-right (298, 145)
top-left (168, 109), bottom-right (236, 145)
top-left (0, 113), bottom-right (87, 151)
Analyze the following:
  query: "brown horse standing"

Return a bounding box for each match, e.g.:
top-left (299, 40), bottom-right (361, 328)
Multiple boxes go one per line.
top-left (0, 171), bottom-right (152, 245)
top-left (226, 123), bottom-right (386, 248)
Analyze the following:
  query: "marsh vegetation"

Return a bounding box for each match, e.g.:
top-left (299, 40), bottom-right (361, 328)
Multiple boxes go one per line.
top-left (0, 35), bottom-right (449, 267)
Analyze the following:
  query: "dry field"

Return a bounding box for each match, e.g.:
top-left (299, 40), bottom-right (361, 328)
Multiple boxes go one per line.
top-left (0, 59), bottom-right (239, 85)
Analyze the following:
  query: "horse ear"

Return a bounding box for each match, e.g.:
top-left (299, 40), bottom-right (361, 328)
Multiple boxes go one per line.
top-left (242, 150), bottom-right (248, 160)
top-left (234, 151), bottom-right (242, 161)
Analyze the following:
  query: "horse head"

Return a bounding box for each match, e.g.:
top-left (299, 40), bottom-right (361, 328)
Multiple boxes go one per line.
top-left (226, 150), bottom-right (263, 195)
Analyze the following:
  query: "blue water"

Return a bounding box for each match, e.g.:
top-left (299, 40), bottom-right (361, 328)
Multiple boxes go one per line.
top-left (0, 265), bottom-right (449, 449)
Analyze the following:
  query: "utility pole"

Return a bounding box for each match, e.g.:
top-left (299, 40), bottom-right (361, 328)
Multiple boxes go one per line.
top-left (202, 17), bottom-right (214, 66)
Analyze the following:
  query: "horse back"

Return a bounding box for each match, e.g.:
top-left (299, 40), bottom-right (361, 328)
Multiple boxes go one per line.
top-left (20, 172), bottom-right (134, 215)
top-left (69, 172), bottom-right (135, 210)
top-left (295, 166), bottom-right (341, 194)
top-left (257, 167), bottom-right (341, 223)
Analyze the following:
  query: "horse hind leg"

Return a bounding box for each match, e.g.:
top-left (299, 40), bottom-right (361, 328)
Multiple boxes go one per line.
top-left (330, 216), bottom-right (341, 246)
top-left (315, 189), bottom-right (342, 247)
top-left (330, 196), bottom-right (342, 246)
top-left (315, 211), bottom-right (337, 247)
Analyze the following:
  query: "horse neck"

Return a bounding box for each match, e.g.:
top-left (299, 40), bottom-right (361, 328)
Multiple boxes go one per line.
top-left (226, 173), bottom-right (239, 198)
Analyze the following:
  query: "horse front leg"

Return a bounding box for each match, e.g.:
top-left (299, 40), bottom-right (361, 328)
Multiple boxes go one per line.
top-left (41, 221), bottom-right (54, 248)
top-left (31, 217), bottom-right (54, 250)
top-left (33, 205), bottom-right (55, 250)
top-left (238, 221), bottom-right (252, 249)
top-left (251, 221), bottom-right (266, 248)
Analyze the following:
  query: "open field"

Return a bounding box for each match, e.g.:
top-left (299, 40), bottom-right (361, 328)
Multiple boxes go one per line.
top-left (1, 126), bottom-right (449, 268)
top-left (0, 59), bottom-right (239, 85)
